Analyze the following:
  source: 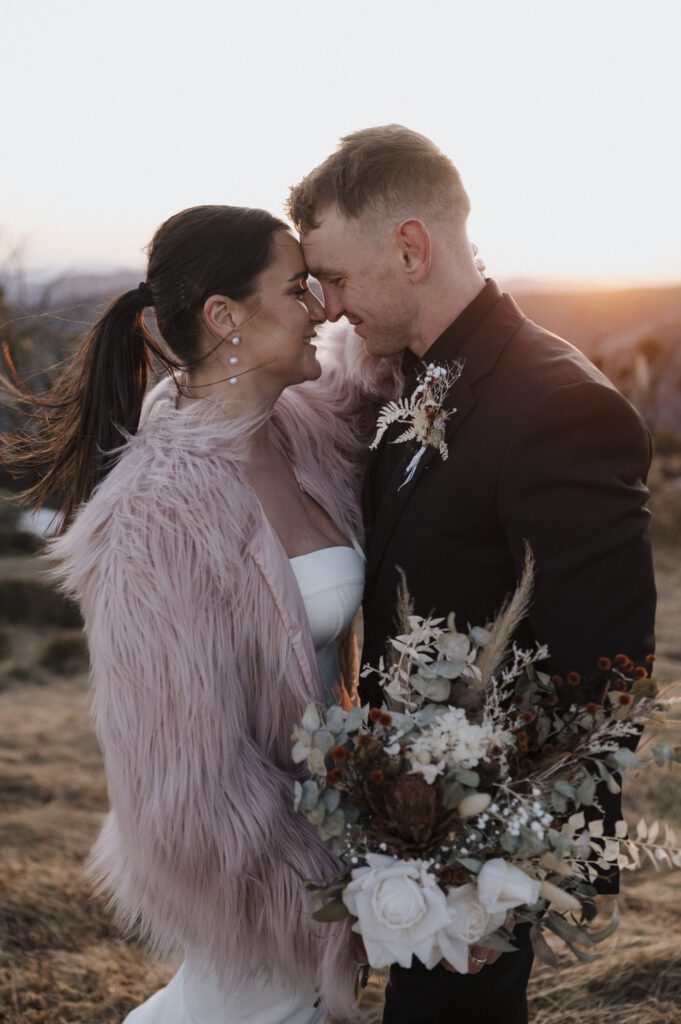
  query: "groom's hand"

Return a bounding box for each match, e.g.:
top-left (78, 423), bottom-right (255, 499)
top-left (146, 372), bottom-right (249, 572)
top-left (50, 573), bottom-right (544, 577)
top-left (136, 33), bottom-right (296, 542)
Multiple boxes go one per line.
top-left (440, 944), bottom-right (503, 975)
top-left (441, 915), bottom-right (516, 974)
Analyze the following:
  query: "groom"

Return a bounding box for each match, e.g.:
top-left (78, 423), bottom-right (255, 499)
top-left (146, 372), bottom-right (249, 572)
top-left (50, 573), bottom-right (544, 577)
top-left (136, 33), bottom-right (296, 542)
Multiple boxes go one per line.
top-left (288, 125), bottom-right (656, 1024)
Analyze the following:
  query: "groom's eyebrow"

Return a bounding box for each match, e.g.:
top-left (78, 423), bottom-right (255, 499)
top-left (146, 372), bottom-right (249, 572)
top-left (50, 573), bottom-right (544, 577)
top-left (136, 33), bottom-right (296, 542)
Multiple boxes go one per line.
top-left (306, 266), bottom-right (342, 279)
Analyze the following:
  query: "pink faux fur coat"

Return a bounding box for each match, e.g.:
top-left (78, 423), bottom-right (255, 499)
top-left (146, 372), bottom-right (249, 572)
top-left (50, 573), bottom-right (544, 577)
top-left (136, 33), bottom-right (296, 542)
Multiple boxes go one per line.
top-left (50, 330), bottom-right (399, 1019)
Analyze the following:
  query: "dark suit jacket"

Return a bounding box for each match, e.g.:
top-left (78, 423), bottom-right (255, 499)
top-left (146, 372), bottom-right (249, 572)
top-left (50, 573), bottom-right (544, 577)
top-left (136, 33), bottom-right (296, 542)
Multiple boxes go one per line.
top-left (361, 281), bottom-right (656, 892)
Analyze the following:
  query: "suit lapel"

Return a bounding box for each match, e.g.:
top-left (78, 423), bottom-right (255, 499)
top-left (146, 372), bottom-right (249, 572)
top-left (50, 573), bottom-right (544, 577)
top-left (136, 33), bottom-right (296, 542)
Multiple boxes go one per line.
top-left (365, 291), bottom-right (526, 592)
top-left (365, 379), bottom-right (476, 590)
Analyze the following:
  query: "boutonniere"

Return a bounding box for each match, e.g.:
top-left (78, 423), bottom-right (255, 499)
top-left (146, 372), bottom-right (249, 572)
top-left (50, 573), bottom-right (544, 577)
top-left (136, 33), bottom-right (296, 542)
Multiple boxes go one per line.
top-left (370, 360), bottom-right (464, 490)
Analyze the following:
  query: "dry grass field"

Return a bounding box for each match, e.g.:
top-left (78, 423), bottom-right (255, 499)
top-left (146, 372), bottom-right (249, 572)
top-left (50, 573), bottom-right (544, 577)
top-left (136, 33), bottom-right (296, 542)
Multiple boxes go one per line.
top-left (1, 475), bottom-right (680, 1024)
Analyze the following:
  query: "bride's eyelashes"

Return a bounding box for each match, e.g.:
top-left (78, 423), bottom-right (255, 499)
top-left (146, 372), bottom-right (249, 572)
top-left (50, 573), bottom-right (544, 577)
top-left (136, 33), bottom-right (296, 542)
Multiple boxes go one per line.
top-left (289, 278), bottom-right (309, 299)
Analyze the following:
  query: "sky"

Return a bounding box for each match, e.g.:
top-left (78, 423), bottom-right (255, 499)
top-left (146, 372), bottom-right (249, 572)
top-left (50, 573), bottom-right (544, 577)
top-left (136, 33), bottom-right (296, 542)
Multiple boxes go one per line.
top-left (2, 0), bottom-right (681, 286)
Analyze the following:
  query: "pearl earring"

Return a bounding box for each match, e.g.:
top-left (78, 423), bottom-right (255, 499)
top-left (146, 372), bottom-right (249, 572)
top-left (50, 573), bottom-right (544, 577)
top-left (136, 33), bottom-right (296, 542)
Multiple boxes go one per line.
top-left (229, 335), bottom-right (240, 379)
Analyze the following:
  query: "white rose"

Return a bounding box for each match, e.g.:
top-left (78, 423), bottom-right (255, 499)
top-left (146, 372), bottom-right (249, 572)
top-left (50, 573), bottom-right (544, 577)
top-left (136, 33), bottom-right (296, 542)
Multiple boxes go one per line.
top-left (342, 855), bottom-right (451, 969)
top-left (477, 859), bottom-right (540, 914)
top-left (435, 884), bottom-right (507, 974)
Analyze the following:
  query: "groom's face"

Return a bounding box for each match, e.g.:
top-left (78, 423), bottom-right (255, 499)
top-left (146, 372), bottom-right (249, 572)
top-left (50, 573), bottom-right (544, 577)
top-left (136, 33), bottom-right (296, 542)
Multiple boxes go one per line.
top-left (300, 206), bottom-right (417, 356)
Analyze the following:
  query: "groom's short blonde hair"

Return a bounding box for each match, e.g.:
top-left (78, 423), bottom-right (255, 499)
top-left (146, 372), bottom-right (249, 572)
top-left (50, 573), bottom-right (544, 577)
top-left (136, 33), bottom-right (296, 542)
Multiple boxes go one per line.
top-left (287, 124), bottom-right (470, 232)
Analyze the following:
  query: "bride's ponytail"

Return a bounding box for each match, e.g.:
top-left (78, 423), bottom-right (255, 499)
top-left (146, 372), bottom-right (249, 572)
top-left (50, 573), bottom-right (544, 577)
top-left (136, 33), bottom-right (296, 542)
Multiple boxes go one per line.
top-left (1, 286), bottom-right (156, 528)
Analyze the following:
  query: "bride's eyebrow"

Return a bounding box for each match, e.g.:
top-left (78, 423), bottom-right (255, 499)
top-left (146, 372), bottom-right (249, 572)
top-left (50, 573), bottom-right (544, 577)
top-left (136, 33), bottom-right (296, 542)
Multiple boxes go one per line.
top-left (287, 270), bottom-right (309, 282)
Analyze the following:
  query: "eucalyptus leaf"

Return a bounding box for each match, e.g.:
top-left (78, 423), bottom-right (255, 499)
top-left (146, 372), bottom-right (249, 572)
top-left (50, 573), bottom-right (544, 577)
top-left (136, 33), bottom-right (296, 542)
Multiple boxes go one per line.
top-left (576, 774), bottom-right (597, 807)
top-left (311, 899), bottom-right (350, 923)
top-left (387, 711), bottom-right (415, 732)
top-left (500, 832), bottom-right (520, 854)
top-left (307, 802), bottom-right (326, 826)
top-left (607, 748), bottom-right (640, 771)
top-left (325, 705), bottom-right (346, 735)
top-left (345, 706), bottom-right (368, 733)
top-left (587, 902), bottom-right (620, 944)
top-left (323, 788), bottom-right (341, 814)
top-left (412, 677), bottom-right (451, 701)
top-left (606, 773), bottom-right (621, 794)
top-left (545, 912), bottom-right (594, 948)
top-left (313, 729), bottom-right (335, 755)
top-left (516, 829), bottom-right (546, 858)
top-left (479, 932), bottom-right (518, 953)
top-left (530, 924), bottom-right (559, 967)
top-left (300, 780), bottom-right (320, 811)
top-left (443, 781), bottom-right (466, 810)
top-left (455, 769), bottom-right (480, 788)
top-left (432, 661), bottom-right (467, 679)
top-left (551, 792), bottom-right (568, 814)
top-left (302, 704), bottom-right (321, 733)
top-left (457, 857), bottom-right (482, 873)
top-left (652, 741), bottom-right (674, 767)
top-left (318, 808), bottom-right (346, 840)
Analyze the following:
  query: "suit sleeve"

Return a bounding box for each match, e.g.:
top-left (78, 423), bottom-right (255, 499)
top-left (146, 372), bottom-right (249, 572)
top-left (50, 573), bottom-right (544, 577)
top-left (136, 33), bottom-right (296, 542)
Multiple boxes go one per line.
top-left (497, 380), bottom-right (656, 675)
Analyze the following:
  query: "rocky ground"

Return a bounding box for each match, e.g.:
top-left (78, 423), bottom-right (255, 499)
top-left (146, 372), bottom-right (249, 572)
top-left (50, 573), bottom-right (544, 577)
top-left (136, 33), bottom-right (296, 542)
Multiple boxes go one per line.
top-left (1, 468), bottom-right (680, 1024)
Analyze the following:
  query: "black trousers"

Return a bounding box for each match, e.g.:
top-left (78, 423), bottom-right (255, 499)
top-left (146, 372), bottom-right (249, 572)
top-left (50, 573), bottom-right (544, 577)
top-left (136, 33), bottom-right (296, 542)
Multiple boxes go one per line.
top-left (382, 924), bottom-right (534, 1024)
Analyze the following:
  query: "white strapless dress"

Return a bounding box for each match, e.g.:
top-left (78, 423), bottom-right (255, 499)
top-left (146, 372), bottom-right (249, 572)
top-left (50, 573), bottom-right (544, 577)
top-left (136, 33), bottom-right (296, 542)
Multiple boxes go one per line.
top-left (123, 543), bottom-right (365, 1024)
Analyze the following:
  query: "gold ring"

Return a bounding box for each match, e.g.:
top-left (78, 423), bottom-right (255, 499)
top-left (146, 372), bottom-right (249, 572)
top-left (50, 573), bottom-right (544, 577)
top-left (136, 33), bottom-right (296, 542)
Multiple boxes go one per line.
top-left (469, 953), bottom-right (488, 966)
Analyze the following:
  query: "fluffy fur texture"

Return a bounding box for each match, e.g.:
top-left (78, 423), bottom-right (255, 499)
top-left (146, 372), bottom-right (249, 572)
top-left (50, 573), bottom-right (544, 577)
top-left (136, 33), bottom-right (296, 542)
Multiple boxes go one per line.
top-left (49, 327), bottom-right (400, 1020)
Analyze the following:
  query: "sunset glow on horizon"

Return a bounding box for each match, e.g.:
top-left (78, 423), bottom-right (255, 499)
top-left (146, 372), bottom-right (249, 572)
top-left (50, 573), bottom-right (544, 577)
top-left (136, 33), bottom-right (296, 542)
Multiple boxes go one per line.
top-left (2, 0), bottom-right (680, 287)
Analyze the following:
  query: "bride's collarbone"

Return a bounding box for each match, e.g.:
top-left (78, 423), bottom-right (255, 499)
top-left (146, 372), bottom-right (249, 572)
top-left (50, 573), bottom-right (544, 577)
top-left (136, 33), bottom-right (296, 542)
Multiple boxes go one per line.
top-left (246, 465), bottom-right (348, 557)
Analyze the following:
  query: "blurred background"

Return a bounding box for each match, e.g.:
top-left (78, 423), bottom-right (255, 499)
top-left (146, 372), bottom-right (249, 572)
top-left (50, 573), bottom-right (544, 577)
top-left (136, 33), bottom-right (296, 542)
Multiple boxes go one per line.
top-left (1, 1), bottom-right (680, 1021)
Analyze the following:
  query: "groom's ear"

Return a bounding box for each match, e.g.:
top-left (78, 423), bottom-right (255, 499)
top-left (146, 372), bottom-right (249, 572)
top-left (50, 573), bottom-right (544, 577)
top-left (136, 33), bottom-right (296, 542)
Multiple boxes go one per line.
top-left (395, 219), bottom-right (431, 283)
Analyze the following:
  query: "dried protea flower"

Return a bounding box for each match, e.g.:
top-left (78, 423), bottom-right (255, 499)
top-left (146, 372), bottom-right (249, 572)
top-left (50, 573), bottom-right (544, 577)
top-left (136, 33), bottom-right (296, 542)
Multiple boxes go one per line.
top-left (364, 773), bottom-right (455, 856)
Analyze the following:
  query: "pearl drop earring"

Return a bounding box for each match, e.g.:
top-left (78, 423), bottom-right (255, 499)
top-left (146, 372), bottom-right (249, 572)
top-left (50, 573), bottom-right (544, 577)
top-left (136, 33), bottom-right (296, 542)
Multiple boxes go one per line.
top-left (229, 334), bottom-right (241, 382)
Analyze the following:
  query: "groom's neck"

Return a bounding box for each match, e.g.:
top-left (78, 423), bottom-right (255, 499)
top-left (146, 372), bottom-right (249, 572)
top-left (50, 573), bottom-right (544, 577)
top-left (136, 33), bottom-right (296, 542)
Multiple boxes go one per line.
top-left (407, 266), bottom-right (486, 359)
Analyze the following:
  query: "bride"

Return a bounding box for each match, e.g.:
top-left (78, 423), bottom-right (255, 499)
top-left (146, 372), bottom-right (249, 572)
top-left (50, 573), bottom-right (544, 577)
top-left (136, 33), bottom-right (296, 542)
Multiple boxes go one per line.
top-left (4, 206), bottom-right (396, 1022)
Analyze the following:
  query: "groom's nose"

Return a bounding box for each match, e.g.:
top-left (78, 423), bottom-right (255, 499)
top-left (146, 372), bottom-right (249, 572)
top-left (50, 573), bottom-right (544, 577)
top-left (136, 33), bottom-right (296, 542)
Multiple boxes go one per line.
top-left (321, 286), bottom-right (344, 323)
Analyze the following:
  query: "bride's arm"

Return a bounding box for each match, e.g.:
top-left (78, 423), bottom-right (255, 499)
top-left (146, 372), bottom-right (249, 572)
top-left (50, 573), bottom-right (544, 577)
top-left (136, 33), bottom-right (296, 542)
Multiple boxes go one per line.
top-left (50, 474), bottom-right (332, 883)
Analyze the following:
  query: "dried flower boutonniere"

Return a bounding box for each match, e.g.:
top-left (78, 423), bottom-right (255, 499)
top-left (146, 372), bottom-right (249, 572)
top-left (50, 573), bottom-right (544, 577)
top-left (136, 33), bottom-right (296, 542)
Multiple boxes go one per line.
top-left (370, 360), bottom-right (463, 489)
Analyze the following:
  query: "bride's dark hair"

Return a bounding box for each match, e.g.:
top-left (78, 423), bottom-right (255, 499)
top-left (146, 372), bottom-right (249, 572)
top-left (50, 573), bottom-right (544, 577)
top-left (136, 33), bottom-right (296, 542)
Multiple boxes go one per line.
top-left (1, 205), bottom-right (287, 530)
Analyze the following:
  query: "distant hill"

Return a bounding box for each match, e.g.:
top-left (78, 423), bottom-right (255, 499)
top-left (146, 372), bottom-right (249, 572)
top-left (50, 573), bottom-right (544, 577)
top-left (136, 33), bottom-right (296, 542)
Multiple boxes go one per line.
top-left (507, 283), bottom-right (681, 356)
top-left (3, 268), bottom-right (143, 309)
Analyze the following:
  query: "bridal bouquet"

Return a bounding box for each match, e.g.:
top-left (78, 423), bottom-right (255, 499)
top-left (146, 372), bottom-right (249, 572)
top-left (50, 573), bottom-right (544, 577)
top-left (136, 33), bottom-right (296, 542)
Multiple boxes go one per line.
top-left (292, 557), bottom-right (680, 972)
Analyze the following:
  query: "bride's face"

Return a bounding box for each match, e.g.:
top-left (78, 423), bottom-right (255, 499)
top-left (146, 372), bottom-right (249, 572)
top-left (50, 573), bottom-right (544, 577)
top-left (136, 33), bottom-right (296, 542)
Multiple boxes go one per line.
top-left (237, 231), bottom-right (326, 387)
